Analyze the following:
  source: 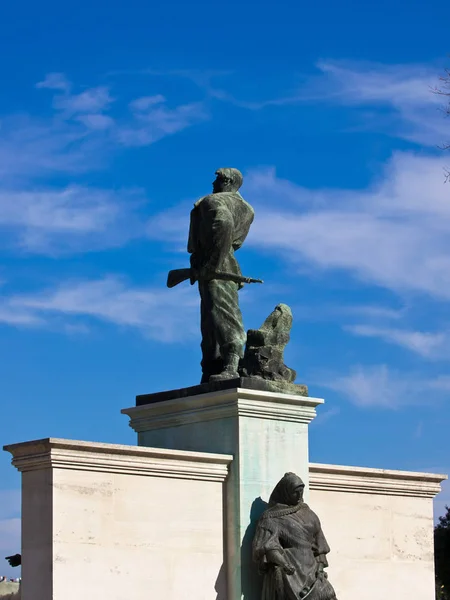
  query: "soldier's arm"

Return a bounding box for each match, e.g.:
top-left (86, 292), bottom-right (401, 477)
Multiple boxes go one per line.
top-left (200, 198), bottom-right (233, 273)
top-left (233, 209), bottom-right (254, 251)
top-left (265, 549), bottom-right (295, 574)
top-left (187, 207), bottom-right (197, 254)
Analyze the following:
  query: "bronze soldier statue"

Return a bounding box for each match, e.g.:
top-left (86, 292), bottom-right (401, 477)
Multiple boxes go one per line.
top-left (168, 168), bottom-right (257, 383)
top-left (188, 168), bottom-right (255, 383)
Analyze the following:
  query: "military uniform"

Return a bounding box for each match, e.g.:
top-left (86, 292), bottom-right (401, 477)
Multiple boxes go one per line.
top-left (188, 191), bottom-right (254, 382)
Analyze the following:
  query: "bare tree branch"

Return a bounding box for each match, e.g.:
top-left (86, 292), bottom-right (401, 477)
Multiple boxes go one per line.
top-left (432, 66), bottom-right (450, 180)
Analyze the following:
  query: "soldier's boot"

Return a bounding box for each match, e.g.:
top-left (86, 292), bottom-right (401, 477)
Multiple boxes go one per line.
top-left (209, 352), bottom-right (240, 382)
top-left (200, 358), bottom-right (223, 384)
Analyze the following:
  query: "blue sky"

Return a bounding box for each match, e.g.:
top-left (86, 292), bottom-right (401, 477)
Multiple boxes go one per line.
top-left (1, 0), bottom-right (450, 577)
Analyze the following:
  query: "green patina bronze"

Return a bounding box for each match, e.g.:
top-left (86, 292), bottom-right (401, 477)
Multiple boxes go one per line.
top-left (166, 167), bottom-right (307, 394)
top-left (241, 303), bottom-right (297, 383)
top-left (168, 167), bottom-right (255, 383)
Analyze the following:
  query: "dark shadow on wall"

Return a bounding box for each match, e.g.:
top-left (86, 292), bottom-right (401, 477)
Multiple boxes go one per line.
top-left (241, 497), bottom-right (268, 600)
top-left (215, 562), bottom-right (227, 600)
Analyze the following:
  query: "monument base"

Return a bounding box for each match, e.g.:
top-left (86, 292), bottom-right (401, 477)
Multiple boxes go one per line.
top-left (3, 430), bottom-right (446, 600)
top-left (123, 385), bottom-right (322, 600)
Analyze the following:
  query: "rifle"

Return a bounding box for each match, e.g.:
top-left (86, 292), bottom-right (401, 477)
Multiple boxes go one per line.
top-left (167, 268), bottom-right (263, 289)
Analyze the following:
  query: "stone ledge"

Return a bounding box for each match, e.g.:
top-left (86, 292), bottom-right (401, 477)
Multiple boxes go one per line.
top-left (4, 438), bottom-right (232, 482)
top-left (310, 462), bottom-right (447, 498)
top-left (123, 388), bottom-right (324, 432)
top-left (136, 376), bottom-right (308, 406)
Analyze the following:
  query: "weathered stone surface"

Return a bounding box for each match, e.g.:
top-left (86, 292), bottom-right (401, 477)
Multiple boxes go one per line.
top-left (4, 439), bottom-right (231, 600)
top-left (135, 376), bottom-right (308, 406)
top-left (309, 464), bottom-right (447, 600)
top-left (240, 303), bottom-right (296, 383)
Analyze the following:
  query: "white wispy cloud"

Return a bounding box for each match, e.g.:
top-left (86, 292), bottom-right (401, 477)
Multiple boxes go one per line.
top-left (345, 325), bottom-right (446, 358)
top-left (338, 304), bottom-right (404, 320)
top-left (146, 201), bottom-right (191, 248)
top-left (265, 302), bottom-right (405, 325)
top-left (0, 305), bottom-right (43, 326)
top-left (76, 113), bottom-right (115, 130)
top-left (318, 364), bottom-right (450, 409)
top-left (0, 114), bottom-right (98, 180)
top-left (315, 60), bottom-right (436, 107)
top-left (0, 72), bottom-right (208, 254)
top-left (129, 95), bottom-right (166, 111)
top-left (320, 364), bottom-right (408, 409)
top-left (149, 152), bottom-right (450, 301)
top-left (0, 186), bottom-right (145, 254)
top-left (52, 86), bottom-right (113, 115)
top-left (36, 72), bottom-right (71, 92)
top-left (244, 153), bottom-right (450, 300)
top-left (428, 375), bottom-right (450, 391)
top-left (210, 60), bottom-right (448, 146)
top-left (118, 99), bottom-right (207, 147)
top-left (308, 60), bottom-right (450, 146)
top-left (0, 276), bottom-right (199, 341)
top-left (0, 72), bottom-right (207, 181)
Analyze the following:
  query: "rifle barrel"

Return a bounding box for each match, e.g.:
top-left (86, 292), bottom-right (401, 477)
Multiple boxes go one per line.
top-left (167, 268), bottom-right (263, 287)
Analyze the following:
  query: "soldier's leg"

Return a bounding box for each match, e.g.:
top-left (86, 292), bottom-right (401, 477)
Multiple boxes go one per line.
top-left (199, 281), bottom-right (223, 383)
top-left (208, 280), bottom-right (246, 381)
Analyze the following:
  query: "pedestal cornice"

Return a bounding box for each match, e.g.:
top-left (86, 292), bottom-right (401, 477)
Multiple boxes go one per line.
top-left (122, 387), bottom-right (324, 433)
top-left (4, 438), bottom-right (232, 482)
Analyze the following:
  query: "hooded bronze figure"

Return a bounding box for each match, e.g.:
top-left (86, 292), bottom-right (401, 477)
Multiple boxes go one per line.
top-left (252, 473), bottom-right (338, 600)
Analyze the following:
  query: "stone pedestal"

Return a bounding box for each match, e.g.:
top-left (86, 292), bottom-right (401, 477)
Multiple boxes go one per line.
top-left (4, 438), bottom-right (232, 600)
top-left (122, 382), bottom-right (323, 600)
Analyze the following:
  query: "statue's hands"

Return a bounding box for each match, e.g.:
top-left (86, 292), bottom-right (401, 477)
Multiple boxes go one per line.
top-left (189, 256), bottom-right (216, 283)
top-left (196, 264), bottom-right (218, 282)
top-left (266, 549), bottom-right (295, 575)
top-left (189, 255), bottom-right (200, 284)
top-left (283, 563), bottom-right (295, 575)
top-left (200, 265), bottom-right (214, 278)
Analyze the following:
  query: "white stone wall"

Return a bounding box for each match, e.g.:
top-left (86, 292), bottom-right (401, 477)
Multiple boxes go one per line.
top-left (5, 439), bottom-right (232, 600)
top-left (309, 463), bottom-right (445, 600)
top-left (4, 436), bottom-right (446, 600)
